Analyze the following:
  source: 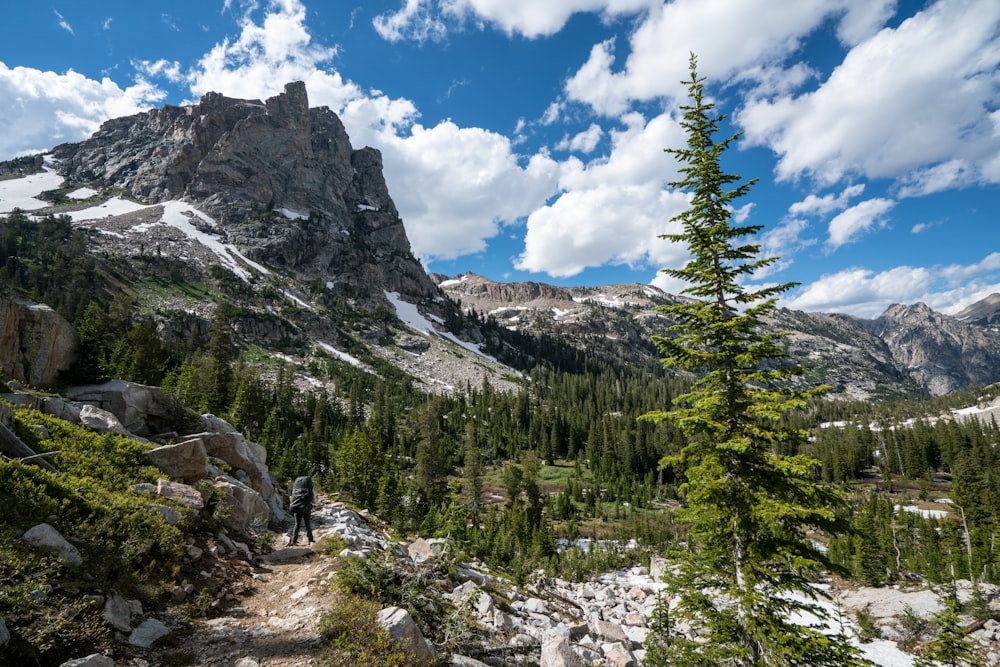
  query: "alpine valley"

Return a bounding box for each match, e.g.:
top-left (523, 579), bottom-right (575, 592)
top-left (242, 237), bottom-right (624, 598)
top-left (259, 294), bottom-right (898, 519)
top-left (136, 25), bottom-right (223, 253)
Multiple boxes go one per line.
top-left (2, 82), bottom-right (1000, 666)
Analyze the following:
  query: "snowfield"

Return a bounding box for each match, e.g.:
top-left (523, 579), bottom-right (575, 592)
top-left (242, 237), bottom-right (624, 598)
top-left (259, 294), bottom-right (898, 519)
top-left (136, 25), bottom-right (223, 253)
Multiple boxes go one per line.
top-left (0, 161), bottom-right (64, 212)
top-left (385, 290), bottom-right (499, 364)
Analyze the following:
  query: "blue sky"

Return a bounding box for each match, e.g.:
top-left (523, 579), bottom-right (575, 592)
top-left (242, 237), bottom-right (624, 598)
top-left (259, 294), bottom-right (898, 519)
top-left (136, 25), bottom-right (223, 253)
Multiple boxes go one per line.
top-left (1, 0), bottom-right (999, 318)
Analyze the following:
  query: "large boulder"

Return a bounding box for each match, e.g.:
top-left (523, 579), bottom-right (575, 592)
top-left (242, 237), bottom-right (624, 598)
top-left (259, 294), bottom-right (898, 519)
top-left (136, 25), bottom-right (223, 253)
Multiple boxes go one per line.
top-left (65, 380), bottom-right (178, 436)
top-left (189, 421), bottom-right (288, 526)
top-left (377, 606), bottom-right (436, 663)
top-left (0, 293), bottom-right (77, 387)
top-left (589, 618), bottom-right (629, 644)
top-left (128, 618), bottom-right (171, 648)
top-left (540, 635), bottom-right (584, 667)
top-left (146, 438), bottom-right (208, 483)
top-left (78, 404), bottom-right (130, 436)
top-left (155, 479), bottom-right (205, 510)
top-left (102, 591), bottom-right (133, 632)
top-left (187, 431), bottom-right (268, 493)
top-left (213, 478), bottom-right (270, 533)
top-left (22, 523), bottom-right (82, 568)
top-left (0, 612), bottom-right (9, 646)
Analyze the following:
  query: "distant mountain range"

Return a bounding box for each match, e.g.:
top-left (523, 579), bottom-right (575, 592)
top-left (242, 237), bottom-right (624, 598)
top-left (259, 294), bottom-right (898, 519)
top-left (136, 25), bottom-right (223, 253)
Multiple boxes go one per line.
top-left (435, 272), bottom-right (1000, 399)
top-left (3, 80), bottom-right (1000, 401)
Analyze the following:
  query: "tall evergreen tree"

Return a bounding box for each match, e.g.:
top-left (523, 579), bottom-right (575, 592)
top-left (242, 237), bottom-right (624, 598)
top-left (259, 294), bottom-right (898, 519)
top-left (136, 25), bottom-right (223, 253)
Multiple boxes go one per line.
top-left (643, 54), bottom-right (864, 666)
top-left (462, 422), bottom-right (484, 525)
top-left (206, 305), bottom-right (234, 414)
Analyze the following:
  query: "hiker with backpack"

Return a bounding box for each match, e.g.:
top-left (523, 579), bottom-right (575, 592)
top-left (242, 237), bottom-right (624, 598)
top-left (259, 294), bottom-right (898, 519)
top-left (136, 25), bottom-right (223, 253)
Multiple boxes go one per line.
top-left (288, 475), bottom-right (316, 545)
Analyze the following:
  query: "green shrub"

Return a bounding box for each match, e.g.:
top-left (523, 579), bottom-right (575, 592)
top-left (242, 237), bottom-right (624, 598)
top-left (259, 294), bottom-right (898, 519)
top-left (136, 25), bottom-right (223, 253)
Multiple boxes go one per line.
top-left (318, 591), bottom-right (433, 667)
top-left (854, 608), bottom-right (880, 642)
top-left (335, 554), bottom-right (453, 644)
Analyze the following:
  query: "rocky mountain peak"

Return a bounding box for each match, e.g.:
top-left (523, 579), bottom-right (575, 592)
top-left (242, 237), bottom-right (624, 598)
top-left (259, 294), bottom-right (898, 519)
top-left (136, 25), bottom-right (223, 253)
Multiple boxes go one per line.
top-left (954, 292), bottom-right (1000, 325)
top-left (879, 301), bottom-right (938, 322)
top-left (51, 81), bottom-right (437, 306)
top-left (869, 300), bottom-right (1000, 395)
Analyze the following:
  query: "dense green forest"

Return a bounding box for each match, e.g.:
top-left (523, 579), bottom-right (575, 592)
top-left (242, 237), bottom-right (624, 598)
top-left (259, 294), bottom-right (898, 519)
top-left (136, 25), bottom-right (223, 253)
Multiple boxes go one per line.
top-left (3, 205), bottom-right (1000, 595)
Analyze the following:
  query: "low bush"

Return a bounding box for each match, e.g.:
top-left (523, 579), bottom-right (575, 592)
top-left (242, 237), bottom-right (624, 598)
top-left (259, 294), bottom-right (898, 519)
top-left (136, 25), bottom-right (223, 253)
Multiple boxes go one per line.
top-left (318, 591), bottom-right (434, 667)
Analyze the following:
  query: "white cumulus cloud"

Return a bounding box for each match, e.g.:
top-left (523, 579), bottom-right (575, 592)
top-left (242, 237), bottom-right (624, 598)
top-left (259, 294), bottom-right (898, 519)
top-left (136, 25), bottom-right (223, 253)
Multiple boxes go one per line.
top-left (788, 184), bottom-right (865, 217)
top-left (826, 198), bottom-right (895, 252)
top-left (0, 64), bottom-right (164, 157)
top-left (556, 123), bottom-right (604, 154)
top-left (373, 0), bottom-right (447, 43)
top-left (784, 254), bottom-right (1000, 318)
top-left (564, 0), bottom-right (879, 115)
top-left (375, 0), bottom-right (657, 40)
top-left (517, 111), bottom-right (689, 277)
top-left (738, 0), bottom-right (1000, 188)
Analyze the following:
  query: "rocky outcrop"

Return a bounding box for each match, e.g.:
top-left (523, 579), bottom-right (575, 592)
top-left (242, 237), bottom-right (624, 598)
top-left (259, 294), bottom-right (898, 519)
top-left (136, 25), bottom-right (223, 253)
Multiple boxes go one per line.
top-left (872, 302), bottom-right (1000, 395)
top-left (7, 378), bottom-right (287, 535)
top-left (212, 478), bottom-right (270, 533)
top-left (0, 293), bottom-right (77, 388)
top-left (955, 292), bottom-right (1000, 326)
top-left (768, 307), bottom-right (922, 399)
top-left (65, 380), bottom-right (180, 437)
top-left (52, 81), bottom-right (439, 309)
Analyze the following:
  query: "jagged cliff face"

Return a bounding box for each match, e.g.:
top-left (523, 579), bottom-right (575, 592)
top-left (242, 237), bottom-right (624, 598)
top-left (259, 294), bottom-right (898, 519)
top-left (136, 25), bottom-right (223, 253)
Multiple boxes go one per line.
top-left (52, 81), bottom-right (436, 305)
top-left (870, 302), bottom-right (1000, 396)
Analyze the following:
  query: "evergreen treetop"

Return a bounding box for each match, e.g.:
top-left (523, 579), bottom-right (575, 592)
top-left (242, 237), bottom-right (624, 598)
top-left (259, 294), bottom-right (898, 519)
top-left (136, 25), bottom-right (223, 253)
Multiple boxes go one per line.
top-left (643, 54), bottom-right (865, 666)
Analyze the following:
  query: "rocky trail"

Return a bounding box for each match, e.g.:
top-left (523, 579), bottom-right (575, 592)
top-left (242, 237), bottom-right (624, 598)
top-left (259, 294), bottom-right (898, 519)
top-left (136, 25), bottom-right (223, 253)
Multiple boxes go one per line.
top-left (168, 540), bottom-right (335, 667)
top-left (150, 497), bottom-right (381, 667)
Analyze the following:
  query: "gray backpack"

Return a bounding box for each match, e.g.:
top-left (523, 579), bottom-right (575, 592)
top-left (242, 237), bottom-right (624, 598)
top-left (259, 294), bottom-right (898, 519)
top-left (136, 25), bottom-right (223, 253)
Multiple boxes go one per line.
top-left (289, 476), bottom-right (314, 512)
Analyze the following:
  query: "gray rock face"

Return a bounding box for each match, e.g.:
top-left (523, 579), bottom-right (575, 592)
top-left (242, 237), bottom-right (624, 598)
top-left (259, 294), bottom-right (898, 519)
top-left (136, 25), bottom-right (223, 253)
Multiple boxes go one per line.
top-left (77, 404), bottom-right (129, 436)
top-left (156, 479), bottom-right (205, 510)
top-left (0, 612), bottom-right (9, 646)
top-left (22, 523), bottom-right (82, 568)
top-left (212, 478), bottom-right (270, 533)
top-left (65, 380), bottom-right (177, 437)
top-left (377, 606), bottom-right (437, 663)
top-left (873, 301), bottom-right (1000, 396)
top-left (187, 424), bottom-right (288, 527)
top-left (540, 635), bottom-right (585, 667)
top-left (146, 438), bottom-right (209, 483)
top-left (440, 273), bottom-right (1000, 399)
top-left (0, 293), bottom-right (77, 387)
top-left (102, 591), bottom-right (133, 632)
top-left (53, 81), bottom-right (438, 309)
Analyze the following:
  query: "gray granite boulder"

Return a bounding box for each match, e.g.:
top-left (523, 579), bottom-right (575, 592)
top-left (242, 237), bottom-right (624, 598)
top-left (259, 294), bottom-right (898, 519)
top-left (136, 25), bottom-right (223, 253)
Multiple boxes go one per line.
top-left (22, 523), bottom-right (82, 568)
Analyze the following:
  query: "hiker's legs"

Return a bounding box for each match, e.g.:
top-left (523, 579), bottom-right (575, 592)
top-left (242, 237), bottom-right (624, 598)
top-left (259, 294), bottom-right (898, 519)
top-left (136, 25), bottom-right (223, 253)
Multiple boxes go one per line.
top-left (291, 511), bottom-right (304, 543)
top-left (304, 512), bottom-right (313, 542)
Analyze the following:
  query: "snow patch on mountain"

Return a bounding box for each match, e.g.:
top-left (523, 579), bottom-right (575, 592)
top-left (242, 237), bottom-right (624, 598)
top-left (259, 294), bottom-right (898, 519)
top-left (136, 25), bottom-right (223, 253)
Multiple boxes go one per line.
top-left (385, 290), bottom-right (498, 364)
top-left (0, 161), bottom-right (63, 212)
